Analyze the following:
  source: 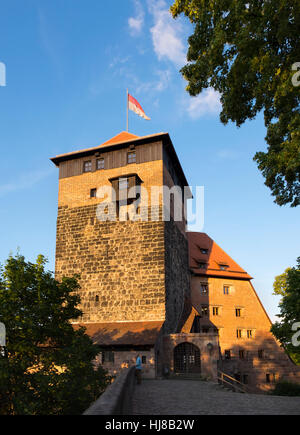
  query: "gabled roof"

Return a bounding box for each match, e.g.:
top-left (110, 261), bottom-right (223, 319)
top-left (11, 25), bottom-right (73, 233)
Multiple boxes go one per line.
top-left (73, 321), bottom-right (164, 346)
top-left (188, 232), bottom-right (252, 280)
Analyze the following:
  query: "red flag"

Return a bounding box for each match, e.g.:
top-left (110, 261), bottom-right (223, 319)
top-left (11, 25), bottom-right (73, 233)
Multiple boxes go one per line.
top-left (128, 93), bottom-right (151, 121)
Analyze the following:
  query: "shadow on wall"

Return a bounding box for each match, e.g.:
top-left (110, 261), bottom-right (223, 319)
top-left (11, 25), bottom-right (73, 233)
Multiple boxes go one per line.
top-left (219, 334), bottom-right (300, 392)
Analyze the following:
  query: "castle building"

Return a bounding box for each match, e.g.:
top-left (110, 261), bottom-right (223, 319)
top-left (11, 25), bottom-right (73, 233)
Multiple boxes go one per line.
top-left (51, 131), bottom-right (299, 391)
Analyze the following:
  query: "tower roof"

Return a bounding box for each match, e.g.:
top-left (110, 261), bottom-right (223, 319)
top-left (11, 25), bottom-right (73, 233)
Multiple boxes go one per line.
top-left (99, 131), bottom-right (140, 147)
top-left (50, 131), bottom-right (190, 189)
top-left (188, 232), bottom-right (252, 280)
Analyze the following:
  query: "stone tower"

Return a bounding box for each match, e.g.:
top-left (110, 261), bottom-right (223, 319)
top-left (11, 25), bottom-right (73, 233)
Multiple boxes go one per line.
top-left (51, 131), bottom-right (191, 376)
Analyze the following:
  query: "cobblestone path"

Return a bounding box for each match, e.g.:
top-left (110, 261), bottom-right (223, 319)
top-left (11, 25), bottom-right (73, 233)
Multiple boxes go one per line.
top-left (131, 380), bottom-right (300, 415)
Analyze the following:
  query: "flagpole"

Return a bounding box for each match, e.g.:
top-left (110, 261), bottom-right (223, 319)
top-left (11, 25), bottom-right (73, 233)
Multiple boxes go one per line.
top-left (126, 89), bottom-right (129, 132)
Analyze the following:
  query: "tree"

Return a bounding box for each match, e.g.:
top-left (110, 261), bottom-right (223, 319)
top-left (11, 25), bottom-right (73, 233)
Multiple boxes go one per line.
top-left (0, 254), bottom-right (109, 415)
top-left (171, 0), bottom-right (300, 207)
top-left (271, 258), bottom-right (300, 364)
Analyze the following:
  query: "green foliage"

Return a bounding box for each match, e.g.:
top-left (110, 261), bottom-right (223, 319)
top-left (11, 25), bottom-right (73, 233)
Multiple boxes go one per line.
top-left (271, 380), bottom-right (300, 396)
top-left (273, 267), bottom-right (292, 297)
top-left (171, 0), bottom-right (300, 207)
top-left (0, 254), bottom-right (109, 415)
top-left (271, 257), bottom-right (300, 365)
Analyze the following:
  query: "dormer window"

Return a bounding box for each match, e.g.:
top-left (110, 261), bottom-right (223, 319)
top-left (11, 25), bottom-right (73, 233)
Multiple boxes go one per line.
top-left (200, 248), bottom-right (208, 255)
top-left (219, 263), bottom-right (229, 271)
top-left (109, 174), bottom-right (142, 203)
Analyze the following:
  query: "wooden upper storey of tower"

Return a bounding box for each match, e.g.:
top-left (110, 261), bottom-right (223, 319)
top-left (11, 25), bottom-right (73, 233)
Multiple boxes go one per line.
top-left (50, 131), bottom-right (190, 189)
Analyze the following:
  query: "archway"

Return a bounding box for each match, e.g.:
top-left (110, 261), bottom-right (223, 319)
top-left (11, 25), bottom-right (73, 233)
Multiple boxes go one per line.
top-left (174, 342), bottom-right (201, 374)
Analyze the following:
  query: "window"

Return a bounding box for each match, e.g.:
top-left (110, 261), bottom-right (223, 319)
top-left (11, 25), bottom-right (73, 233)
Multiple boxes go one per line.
top-left (239, 349), bottom-right (245, 359)
top-left (224, 285), bottom-right (230, 295)
top-left (200, 248), bottom-right (208, 254)
top-left (83, 160), bottom-right (92, 173)
top-left (201, 305), bottom-right (209, 317)
top-left (266, 373), bottom-right (276, 384)
top-left (110, 174), bottom-right (141, 204)
top-left (127, 151), bottom-right (136, 164)
top-left (142, 356), bottom-right (147, 364)
top-left (225, 350), bottom-right (231, 360)
top-left (200, 283), bottom-right (209, 295)
top-left (235, 308), bottom-right (242, 317)
top-left (119, 178), bottom-right (128, 190)
top-left (243, 374), bottom-right (249, 385)
top-left (102, 351), bottom-right (114, 364)
top-left (213, 307), bottom-right (219, 316)
top-left (202, 327), bottom-right (209, 334)
top-left (236, 329), bottom-right (242, 339)
top-left (90, 188), bottom-right (97, 198)
top-left (258, 349), bottom-right (264, 359)
top-left (197, 262), bottom-right (207, 269)
top-left (95, 295), bottom-right (99, 305)
top-left (247, 330), bottom-right (253, 339)
top-left (96, 158), bottom-right (105, 170)
top-left (219, 263), bottom-right (229, 271)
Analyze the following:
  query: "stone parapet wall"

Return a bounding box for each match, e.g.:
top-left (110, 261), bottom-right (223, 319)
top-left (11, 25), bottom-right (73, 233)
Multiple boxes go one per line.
top-left (83, 367), bottom-right (135, 415)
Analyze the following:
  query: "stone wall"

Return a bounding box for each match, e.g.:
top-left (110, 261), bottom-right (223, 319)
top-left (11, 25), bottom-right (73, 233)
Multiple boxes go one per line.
top-left (83, 367), bottom-right (136, 415)
top-left (56, 203), bottom-right (166, 323)
top-left (164, 219), bottom-right (190, 335)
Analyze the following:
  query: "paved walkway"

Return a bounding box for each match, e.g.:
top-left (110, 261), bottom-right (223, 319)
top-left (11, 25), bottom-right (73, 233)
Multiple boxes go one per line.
top-left (131, 380), bottom-right (300, 415)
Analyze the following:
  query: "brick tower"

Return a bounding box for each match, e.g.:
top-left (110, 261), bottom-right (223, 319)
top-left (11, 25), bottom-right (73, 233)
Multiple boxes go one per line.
top-left (51, 131), bottom-right (191, 377)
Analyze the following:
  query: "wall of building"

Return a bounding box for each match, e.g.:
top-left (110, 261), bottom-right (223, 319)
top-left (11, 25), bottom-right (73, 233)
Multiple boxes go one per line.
top-left (95, 348), bottom-right (156, 379)
top-left (163, 333), bottom-right (219, 381)
top-left (191, 275), bottom-right (300, 390)
top-left (56, 158), bottom-right (167, 323)
top-left (162, 163), bottom-right (190, 335)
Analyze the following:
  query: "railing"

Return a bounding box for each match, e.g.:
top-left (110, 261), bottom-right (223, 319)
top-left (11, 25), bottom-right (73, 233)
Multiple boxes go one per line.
top-left (217, 370), bottom-right (251, 394)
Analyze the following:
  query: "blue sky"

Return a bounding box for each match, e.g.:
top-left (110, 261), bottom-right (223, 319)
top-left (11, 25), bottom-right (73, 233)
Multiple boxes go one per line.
top-left (0, 0), bottom-right (299, 322)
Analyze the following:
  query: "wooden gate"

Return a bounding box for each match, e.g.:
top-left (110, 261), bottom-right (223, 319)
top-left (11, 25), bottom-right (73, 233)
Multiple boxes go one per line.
top-left (174, 342), bottom-right (201, 374)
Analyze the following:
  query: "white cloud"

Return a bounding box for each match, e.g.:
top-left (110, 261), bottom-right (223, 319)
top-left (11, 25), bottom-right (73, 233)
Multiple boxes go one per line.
top-left (187, 88), bottom-right (221, 119)
top-left (128, 0), bottom-right (145, 36)
top-left (134, 69), bottom-right (172, 95)
top-left (147, 0), bottom-right (186, 66)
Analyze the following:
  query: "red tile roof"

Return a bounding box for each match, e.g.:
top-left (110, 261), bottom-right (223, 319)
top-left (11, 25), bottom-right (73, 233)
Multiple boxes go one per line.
top-left (99, 131), bottom-right (140, 147)
top-left (73, 321), bottom-right (163, 346)
top-left (188, 232), bottom-right (252, 280)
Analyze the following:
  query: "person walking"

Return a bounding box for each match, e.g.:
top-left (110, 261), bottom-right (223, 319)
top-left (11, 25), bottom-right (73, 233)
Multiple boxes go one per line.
top-left (135, 354), bottom-right (142, 385)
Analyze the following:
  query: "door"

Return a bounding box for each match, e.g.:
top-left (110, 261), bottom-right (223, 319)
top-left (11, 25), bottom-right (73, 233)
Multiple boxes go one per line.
top-left (174, 342), bottom-right (201, 374)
